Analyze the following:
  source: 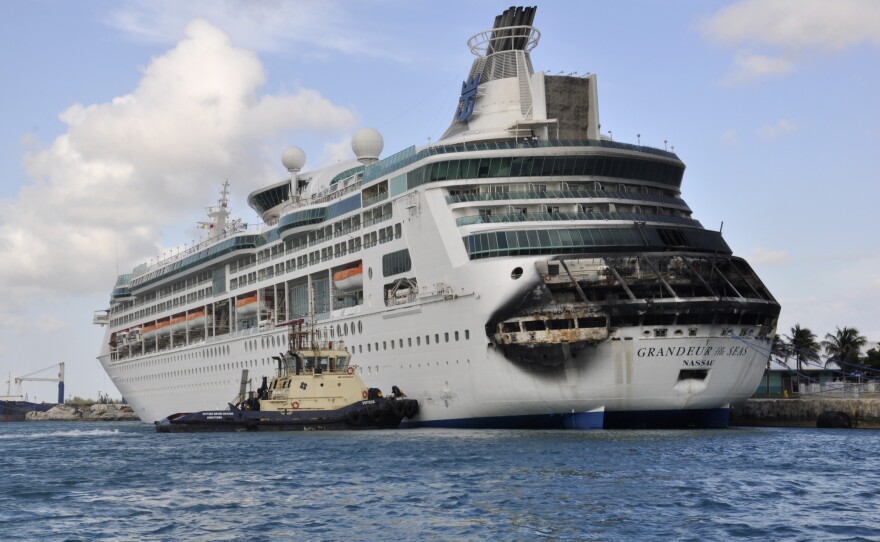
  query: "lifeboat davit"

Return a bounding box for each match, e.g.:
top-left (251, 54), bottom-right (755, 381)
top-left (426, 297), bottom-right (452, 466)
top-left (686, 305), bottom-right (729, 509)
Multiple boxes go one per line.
top-left (333, 264), bottom-right (363, 292)
top-left (236, 295), bottom-right (259, 316)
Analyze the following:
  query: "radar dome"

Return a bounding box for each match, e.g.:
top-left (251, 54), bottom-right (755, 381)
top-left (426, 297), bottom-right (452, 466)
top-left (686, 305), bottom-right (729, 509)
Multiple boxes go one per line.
top-left (351, 128), bottom-right (384, 164)
top-left (281, 146), bottom-right (306, 171)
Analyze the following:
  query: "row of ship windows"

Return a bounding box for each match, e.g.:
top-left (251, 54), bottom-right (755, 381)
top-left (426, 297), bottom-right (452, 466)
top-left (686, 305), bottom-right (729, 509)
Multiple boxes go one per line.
top-left (348, 329), bottom-right (471, 355)
top-left (230, 223), bottom-right (400, 290)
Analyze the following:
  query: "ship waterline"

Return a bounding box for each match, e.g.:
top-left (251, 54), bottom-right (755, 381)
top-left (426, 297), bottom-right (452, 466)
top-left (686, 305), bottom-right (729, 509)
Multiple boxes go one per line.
top-left (95, 6), bottom-right (779, 427)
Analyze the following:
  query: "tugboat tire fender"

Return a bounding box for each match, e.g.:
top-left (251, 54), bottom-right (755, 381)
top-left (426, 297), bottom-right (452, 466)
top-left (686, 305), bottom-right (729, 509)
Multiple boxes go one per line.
top-left (404, 400), bottom-right (418, 418)
top-left (347, 409), bottom-right (362, 425)
top-left (392, 400), bottom-right (407, 418)
top-left (368, 407), bottom-right (384, 423)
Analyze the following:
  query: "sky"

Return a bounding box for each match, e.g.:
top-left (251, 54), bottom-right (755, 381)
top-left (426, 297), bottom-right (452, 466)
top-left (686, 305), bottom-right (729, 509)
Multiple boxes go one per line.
top-left (1, 0), bottom-right (878, 401)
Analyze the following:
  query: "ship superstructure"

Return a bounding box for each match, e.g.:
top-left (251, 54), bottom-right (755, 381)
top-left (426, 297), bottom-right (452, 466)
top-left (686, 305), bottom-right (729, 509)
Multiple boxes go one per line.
top-left (95, 7), bottom-right (779, 428)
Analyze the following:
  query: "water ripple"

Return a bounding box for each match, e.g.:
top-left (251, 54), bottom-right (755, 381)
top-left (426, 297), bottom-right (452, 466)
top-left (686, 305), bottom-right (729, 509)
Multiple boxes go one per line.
top-left (1, 422), bottom-right (879, 540)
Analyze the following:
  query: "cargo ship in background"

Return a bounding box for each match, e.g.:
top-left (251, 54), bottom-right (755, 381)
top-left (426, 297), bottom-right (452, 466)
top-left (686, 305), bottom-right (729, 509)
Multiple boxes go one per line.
top-left (94, 6), bottom-right (780, 428)
top-left (1, 363), bottom-right (64, 421)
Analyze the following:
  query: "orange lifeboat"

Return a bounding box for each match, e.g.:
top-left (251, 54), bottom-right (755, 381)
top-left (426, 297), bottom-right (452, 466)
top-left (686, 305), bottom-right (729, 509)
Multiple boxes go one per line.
top-left (333, 264), bottom-right (363, 292)
top-left (236, 295), bottom-right (259, 315)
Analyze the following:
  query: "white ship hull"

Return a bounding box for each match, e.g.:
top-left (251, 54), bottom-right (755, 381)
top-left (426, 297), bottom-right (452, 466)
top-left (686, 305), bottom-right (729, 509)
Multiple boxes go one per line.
top-left (99, 280), bottom-right (771, 426)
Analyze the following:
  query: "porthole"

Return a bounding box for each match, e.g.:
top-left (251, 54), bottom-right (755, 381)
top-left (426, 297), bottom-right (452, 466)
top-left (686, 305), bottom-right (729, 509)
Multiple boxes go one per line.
top-left (368, 267), bottom-right (373, 279)
top-left (358, 321), bottom-right (363, 334)
top-left (511, 267), bottom-right (523, 279)
top-left (344, 323), bottom-right (349, 335)
top-left (337, 324), bottom-right (342, 337)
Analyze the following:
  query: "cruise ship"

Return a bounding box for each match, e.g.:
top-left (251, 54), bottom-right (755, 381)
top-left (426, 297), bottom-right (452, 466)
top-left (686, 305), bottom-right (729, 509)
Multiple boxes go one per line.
top-left (94, 6), bottom-right (780, 428)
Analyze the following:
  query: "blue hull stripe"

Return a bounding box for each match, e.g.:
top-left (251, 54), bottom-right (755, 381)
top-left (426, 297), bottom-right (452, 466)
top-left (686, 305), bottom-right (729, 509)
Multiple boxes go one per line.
top-left (402, 408), bottom-right (729, 430)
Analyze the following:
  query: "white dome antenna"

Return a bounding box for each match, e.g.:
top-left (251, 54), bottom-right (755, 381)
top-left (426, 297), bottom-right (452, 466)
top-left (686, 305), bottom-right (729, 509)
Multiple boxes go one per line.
top-left (351, 128), bottom-right (384, 164)
top-left (282, 146), bottom-right (307, 197)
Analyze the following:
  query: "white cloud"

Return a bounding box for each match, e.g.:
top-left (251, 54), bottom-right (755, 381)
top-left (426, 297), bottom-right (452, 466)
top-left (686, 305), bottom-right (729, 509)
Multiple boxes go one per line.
top-left (757, 119), bottom-right (797, 140)
top-left (0, 19), bottom-right (358, 306)
top-left (720, 129), bottom-right (739, 147)
top-left (748, 247), bottom-right (790, 266)
top-left (724, 52), bottom-right (794, 84)
top-left (104, 0), bottom-right (411, 61)
top-left (702, 0), bottom-right (880, 82)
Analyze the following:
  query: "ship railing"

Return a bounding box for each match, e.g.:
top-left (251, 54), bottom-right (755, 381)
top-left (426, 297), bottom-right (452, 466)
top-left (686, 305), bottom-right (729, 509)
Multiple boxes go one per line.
top-left (456, 211), bottom-right (701, 228)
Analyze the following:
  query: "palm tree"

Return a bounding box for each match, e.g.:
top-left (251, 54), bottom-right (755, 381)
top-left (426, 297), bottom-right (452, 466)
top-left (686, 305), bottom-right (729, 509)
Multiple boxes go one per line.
top-left (784, 324), bottom-right (820, 374)
top-left (822, 326), bottom-right (868, 368)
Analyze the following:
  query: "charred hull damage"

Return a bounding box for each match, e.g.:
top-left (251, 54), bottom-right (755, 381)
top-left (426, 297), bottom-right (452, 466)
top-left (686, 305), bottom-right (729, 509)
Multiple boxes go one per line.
top-left (486, 253), bottom-right (780, 368)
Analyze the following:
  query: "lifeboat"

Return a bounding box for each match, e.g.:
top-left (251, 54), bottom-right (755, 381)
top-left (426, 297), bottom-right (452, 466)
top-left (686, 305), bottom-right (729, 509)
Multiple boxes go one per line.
top-left (142, 321), bottom-right (171, 339)
top-left (129, 327), bottom-right (142, 342)
top-left (186, 310), bottom-right (210, 329)
top-left (169, 315), bottom-right (187, 333)
top-left (333, 264), bottom-right (363, 292)
top-left (236, 295), bottom-right (259, 316)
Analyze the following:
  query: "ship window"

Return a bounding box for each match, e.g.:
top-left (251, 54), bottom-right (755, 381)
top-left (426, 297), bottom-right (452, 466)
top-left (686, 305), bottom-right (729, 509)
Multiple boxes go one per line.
top-left (426, 335), bottom-right (430, 345)
top-left (416, 337), bottom-right (421, 346)
top-left (435, 334), bottom-right (439, 343)
top-left (455, 331), bottom-right (460, 341)
top-left (524, 320), bottom-right (545, 332)
top-left (344, 323), bottom-right (349, 335)
top-left (358, 321), bottom-right (363, 333)
top-left (383, 341), bottom-right (387, 350)
top-left (445, 332), bottom-right (449, 343)
top-left (391, 341), bottom-right (394, 350)
top-left (367, 344), bottom-right (371, 352)
top-left (465, 330), bottom-right (470, 340)
top-left (408, 338), bottom-right (412, 347)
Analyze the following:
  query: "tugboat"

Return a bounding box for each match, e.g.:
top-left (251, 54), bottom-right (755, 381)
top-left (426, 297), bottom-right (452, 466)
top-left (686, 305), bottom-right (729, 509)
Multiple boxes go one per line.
top-left (156, 319), bottom-right (418, 433)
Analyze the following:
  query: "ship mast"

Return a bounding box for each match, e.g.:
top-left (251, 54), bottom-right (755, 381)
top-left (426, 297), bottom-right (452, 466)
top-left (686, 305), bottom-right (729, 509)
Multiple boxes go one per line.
top-left (198, 181), bottom-right (232, 238)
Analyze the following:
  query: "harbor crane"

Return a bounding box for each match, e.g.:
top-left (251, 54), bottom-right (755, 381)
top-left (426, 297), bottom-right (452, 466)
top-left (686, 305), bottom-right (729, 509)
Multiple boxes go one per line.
top-left (12, 362), bottom-right (65, 404)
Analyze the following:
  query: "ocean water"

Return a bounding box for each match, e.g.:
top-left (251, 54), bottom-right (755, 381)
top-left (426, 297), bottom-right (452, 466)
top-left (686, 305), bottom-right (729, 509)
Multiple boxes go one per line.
top-left (0, 423), bottom-right (878, 541)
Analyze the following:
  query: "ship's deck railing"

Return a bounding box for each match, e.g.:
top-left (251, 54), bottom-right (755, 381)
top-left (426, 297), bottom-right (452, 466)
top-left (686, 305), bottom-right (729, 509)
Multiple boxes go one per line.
top-left (456, 211), bottom-right (702, 228)
top-left (446, 189), bottom-right (689, 208)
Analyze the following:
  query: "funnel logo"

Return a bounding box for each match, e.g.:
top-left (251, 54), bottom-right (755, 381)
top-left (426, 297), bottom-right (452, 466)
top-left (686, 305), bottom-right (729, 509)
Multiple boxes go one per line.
top-left (456, 74), bottom-right (481, 122)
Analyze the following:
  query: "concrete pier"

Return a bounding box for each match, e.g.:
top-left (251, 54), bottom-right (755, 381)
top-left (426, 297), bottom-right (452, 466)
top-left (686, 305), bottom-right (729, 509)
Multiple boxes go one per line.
top-left (730, 398), bottom-right (880, 429)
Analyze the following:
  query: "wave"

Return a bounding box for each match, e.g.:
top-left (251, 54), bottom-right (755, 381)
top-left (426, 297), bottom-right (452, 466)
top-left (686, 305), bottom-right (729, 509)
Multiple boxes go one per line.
top-left (0, 428), bottom-right (127, 440)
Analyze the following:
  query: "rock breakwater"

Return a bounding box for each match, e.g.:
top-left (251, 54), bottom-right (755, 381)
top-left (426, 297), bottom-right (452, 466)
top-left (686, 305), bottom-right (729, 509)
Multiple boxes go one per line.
top-left (26, 403), bottom-right (140, 422)
top-left (730, 398), bottom-right (880, 429)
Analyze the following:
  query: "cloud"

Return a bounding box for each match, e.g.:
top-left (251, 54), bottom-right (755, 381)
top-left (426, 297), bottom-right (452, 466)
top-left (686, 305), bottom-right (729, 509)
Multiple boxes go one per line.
top-left (0, 19), bottom-right (358, 306)
top-left (702, 0), bottom-right (880, 82)
top-left (748, 247), bottom-right (790, 267)
top-left (724, 52), bottom-right (794, 84)
top-left (757, 119), bottom-right (796, 140)
top-left (104, 0), bottom-right (410, 61)
top-left (720, 129), bottom-right (739, 148)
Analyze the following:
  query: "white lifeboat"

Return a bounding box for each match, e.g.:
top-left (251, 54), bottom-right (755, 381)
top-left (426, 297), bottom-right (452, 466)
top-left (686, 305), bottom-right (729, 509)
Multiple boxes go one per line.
top-left (333, 264), bottom-right (363, 292)
top-left (142, 321), bottom-right (171, 339)
top-left (236, 295), bottom-right (259, 316)
top-left (186, 310), bottom-right (210, 329)
top-left (169, 315), bottom-right (187, 333)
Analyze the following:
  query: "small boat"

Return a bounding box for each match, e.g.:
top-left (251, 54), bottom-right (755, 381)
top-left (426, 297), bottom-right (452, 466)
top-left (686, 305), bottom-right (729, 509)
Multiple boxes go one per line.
top-left (332, 264), bottom-right (363, 292)
top-left (156, 319), bottom-right (418, 432)
top-left (235, 295), bottom-right (259, 316)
